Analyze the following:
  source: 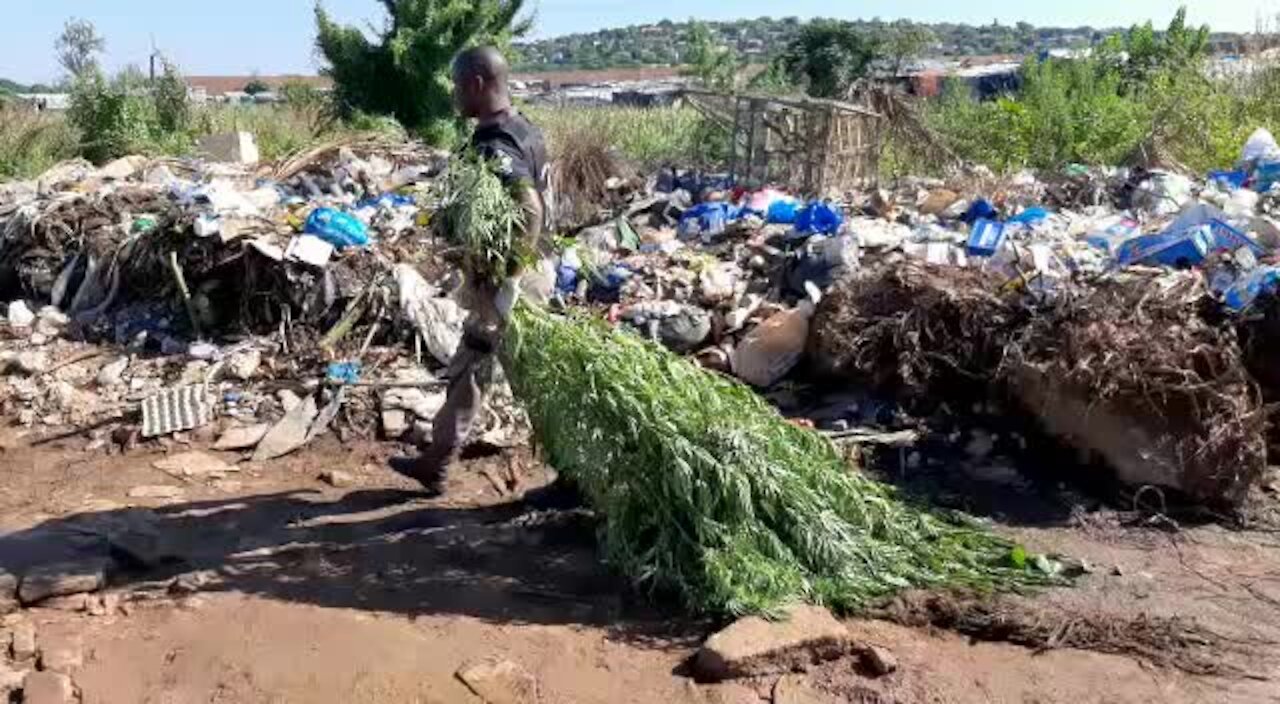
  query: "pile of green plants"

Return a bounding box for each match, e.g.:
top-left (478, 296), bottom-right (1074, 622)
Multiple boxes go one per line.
top-left (502, 305), bottom-right (1056, 616)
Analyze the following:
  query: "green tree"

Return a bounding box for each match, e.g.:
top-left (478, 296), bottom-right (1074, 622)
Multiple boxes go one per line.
top-left (315, 0), bottom-right (530, 144)
top-left (882, 21), bottom-right (934, 75)
top-left (683, 21), bottom-right (737, 91)
top-left (244, 77), bottom-right (271, 95)
top-left (779, 20), bottom-right (884, 98)
top-left (55, 18), bottom-right (105, 81)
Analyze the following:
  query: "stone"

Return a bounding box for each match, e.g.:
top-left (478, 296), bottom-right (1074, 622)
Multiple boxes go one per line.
top-left (86, 593), bottom-right (120, 617)
top-left (127, 485), bottom-right (184, 500)
top-left (0, 569), bottom-right (18, 615)
top-left (772, 675), bottom-right (842, 704)
top-left (152, 451), bottom-right (235, 478)
top-left (456, 658), bottom-right (538, 704)
top-left (38, 632), bottom-right (83, 673)
top-left (693, 605), bottom-right (850, 682)
top-left (95, 357), bottom-right (129, 387)
top-left (35, 595), bottom-right (89, 613)
top-left (381, 409), bottom-right (409, 439)
top-left (98, 154), bottom-right (147, 180)
top-left (7, 301), bottom-right (35, 330)
top-left (319, 470), bottom-right (354, 488)
top-left (277, 389), bottom-right (302, 413)
top-left (168, 570), bottom-right (218, 596)
top-left (35, 307), bottom-right (69, 337)
top-left (213, 423), bottom-right (270, 451)
top-left (11, 621), bottom-right (36, 661)
top-left (13, 350), bottom-right (48, 376)
top-left (18, 560), bottom-right (106, 606)
top-left (861, 645), bottom-right (898, 677)
top-left (23, 671), bottom-right (77, 704)
top-left (197, 131), bottom-right (260, 165)
top-left (252, 396), bottom-right (318, 462)
top-left (701, 682), bottom-right (762, 704)
top-left (0, 662), bottom-right (27, 693)
top-left (918, 188), bottom-right (961, 216)
top-left (225, 349), bottom-right (262, 381)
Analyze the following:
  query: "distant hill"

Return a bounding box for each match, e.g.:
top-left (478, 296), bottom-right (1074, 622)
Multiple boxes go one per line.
top-left (0, 79), bottom-right (59, 95)
top-left (514, 17), bottom-right (1251, 72)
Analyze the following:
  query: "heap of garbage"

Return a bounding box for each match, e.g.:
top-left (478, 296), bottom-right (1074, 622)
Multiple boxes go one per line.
top-left (4, 126), bottom-right (1280, 509)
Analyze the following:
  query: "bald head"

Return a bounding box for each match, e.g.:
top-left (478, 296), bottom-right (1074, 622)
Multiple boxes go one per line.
top-left (453, 46), bottom-right (511, 120)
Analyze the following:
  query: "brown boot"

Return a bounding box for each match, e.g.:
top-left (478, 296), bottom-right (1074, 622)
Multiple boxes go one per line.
top-left (387, 445), bottom-right (455, 496)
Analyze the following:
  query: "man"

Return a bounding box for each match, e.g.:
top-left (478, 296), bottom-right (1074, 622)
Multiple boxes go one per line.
top-left (391, 46), bottom-right (552, 495)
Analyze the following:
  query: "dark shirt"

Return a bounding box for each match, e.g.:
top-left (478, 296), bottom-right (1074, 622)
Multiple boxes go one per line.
top-left (470, 110), bottom-right (549, 196)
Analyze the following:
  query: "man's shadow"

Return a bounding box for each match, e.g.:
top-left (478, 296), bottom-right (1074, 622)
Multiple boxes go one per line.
top-left (0, 487), bottom-right (700, 647)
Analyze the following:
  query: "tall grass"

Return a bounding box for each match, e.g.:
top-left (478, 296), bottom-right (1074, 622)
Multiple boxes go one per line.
top-left (0, 104), bottom-right (79, 180)
top-left (524, 104), bottom-right (728, 170)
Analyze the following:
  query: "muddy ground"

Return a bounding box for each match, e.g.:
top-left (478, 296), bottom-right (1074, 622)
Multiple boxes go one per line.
top-left (1, 426), bottom-right (1278, 704)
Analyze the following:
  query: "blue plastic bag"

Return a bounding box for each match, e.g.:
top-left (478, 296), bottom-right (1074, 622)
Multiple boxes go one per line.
top-left (765, 199), bottom-right (801, 224)
top-left (961, 199), bottom-right (997, 225)
top-left (678, 202), bottom-right (742, 239)
top-left (1008, 206), bottom-right (1050, 226)
top-left (795, 202), bottom-right (844, 235)
top-left (1209, 170), bottom-right (1249, 191)
top-left (305, 208), bottom-right (371, 249)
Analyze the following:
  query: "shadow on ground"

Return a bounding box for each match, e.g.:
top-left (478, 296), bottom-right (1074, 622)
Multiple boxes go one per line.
top-left (0, 484), bottom-right (702, 647)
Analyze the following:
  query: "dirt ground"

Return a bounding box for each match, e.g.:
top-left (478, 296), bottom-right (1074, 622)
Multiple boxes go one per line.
top-left (1, 425), bottom-right (1279, 704)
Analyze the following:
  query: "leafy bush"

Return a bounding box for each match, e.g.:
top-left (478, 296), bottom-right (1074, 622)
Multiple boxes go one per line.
top-left (67, 62), bottom-right (194, 163)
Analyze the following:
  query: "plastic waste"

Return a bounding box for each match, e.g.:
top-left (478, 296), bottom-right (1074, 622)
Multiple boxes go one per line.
top-left (285, 235), bottom-right (335, 268)
top-left (304, 208), bottom-right (371, 249)
top-left (1084, 217), bottom-right (1141, 256)
top-left (395, 264), bottom-right (464, 366)
top-left (1008, 207), bottom-right (1050, 226)
top-left (326, 361), bottom-right (362, 385)
top-left (1224, 266), bottom-right (1280, 311)
top-left (967, 219), bottom-right (1007, 257)
top-left (1225, 189), bottom-right (1261, 220)
top-left (1134, 172), bottom-right (1193, 216)
top-left (1209, 169), bottom-right (1249, 191)
top-left (698, 263), bottom-right (738, 303)
top-left (786, 235), bottom-right (858, 295)
top-left (1254, 161), bottom-right (1280, 193)
top-left (1243, 128), bottom-right (1280, 163)
top-left (677, 202), bottom-right (742, 240)
top-left (795, 202), bottom-right (844, 235)
top-left (1115, 226), bottom-right (1215, 268)
top-left (733, 283), bottom-right (821, 388)
top-left (961, 199), bottom-right (997, 225)
top-left (1167, 204), bottom-right (1264, 256)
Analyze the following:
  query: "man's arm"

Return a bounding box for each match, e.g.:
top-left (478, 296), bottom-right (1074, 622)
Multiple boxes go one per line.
top-left (508, 184), bottom-right (544, 278)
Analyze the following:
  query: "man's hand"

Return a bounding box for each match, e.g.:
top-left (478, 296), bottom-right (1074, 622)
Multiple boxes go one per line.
top-left (494, 276), bottom-right (521, 322)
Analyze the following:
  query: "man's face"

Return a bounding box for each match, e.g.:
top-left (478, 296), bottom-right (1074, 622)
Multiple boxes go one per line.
top-left (452, 70), bottom-right (478, 118)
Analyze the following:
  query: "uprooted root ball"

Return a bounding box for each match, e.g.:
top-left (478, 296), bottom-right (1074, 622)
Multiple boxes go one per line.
top-left (1007, 272), bottom-right (1267, 507)
top-left (807, 262), bottom-right (1029, 409)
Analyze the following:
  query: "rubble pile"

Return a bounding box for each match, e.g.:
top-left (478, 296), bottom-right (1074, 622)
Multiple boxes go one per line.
top-left (4, 124), bottom-right (1280, 509)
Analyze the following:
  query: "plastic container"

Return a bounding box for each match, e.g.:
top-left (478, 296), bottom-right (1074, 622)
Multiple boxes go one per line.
top-left (967, 219), bottom-right (1006, 257)
top-left (304, 208), bottom-right (371, 249)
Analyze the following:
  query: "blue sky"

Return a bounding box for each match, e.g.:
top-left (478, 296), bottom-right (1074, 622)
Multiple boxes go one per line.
top-left (1, 0), bottom-right (1276, 83)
